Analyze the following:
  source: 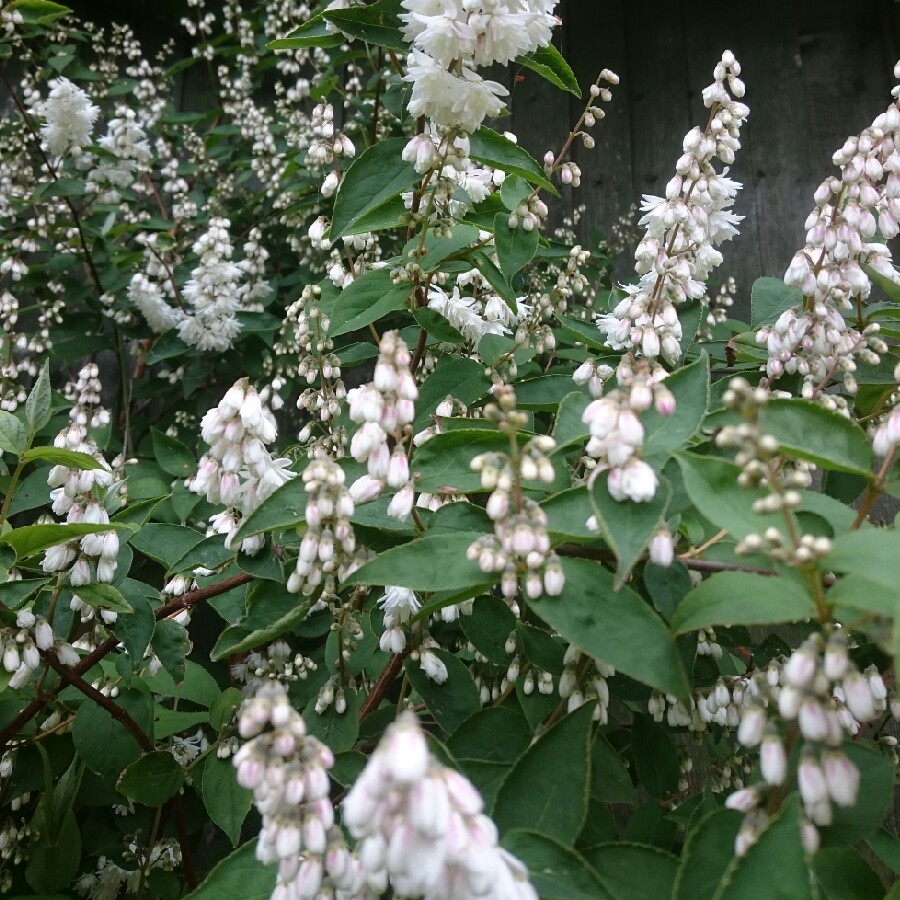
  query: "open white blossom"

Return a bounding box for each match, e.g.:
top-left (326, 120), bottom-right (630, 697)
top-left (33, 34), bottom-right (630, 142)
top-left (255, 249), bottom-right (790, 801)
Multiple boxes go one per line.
top-left (37, 77), bottom-right (100, 158)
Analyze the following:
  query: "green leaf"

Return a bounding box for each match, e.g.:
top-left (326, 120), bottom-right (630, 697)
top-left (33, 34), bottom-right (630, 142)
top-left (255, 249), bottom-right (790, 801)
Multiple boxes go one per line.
top-left (112, 592), bottom-right (155, 665)
top-left (210, 687), bottom-right (243, 731)
top-left (25, 810), bottom-right (80, 893)
top-left (812, 847), bottom-right (884, 900)
top-left (750, 276), bottom-right (802, 329)
top-left (470, 249), bottom-right (518, 311)
top-left (202, 753), bottom-right (252, 846)
top-left (493, 703), bottom-right (594, 842)
top-left (516, 44), bottom-right (581, 97)
top-left (0, 577), bottom-right (50, 609)
top-left (144, 660), bottom-right (221, 707)
top-left (129, 523), bottom-right (204, 569)
top-left (517, 621), bottom-right (565, 674)
top-left (644, 561), bottom-right (693, 622)
top-left (303, 687), bottom-right (360, 751)
top-left (515, 375), bottom-right (579, 411)
top-left (581, 843), bottom-right (678, 900)
top-left (590, 475), bottom-right (670, 588)
top-left (211, 584), bottom-right (312, 661)
top-left (327, 268), bottom-right (411, 338)
top-left (819, 742), bottom-right (895, 846)
top-left (551, 391), bottom-right (591, 449)
top-left (117, 751), bottom-right (184, 806)
top-left (671, 571), bottom-right (815, 634)
top-left (0, 412), bottom-right (27, 456)
top-left (414, 356), bottom-right (491, 430)
top-left (591, 735), bottom-right (636, 805)
top-left (447, 706), bottom-right (532, 763)
top-left (532, 558), bottom-right (690, 699)
top-left (265, 11), bottom-right (342, 50)
top-left (184, 841), bottom-right (276, 900)
top-left (344, 532), bottom-right (488, 592)
top-left (154, 709), bottom-right (209, 740)
top-left (761, 398), bottom-right (875, 476)
top-left (151, 619), bottom-right (189, 683)
top-left (417, 223), bottom-right (481, 272)
top-left (322, 0), bottom-right (404, 49)
top-left (493, 213), bottom-right (539, 282)
top-left (866, 828), bottom-right (900, 874)
top-left (630, 715), bottom-right (680, 797)
top-left (21, 446), bottom-right (105, 470)
top-left (70, 582), bottom-right (133, 614)
top-left (642, 353), bottom-right (710, 458)
top-left (542, 487), bottom-right (597, 541)
top-left (459, 597), bottom-right (515, 664)
top-left (501, 829), bottom-right (615, 899)
top-left (330, 138), bottom-right (419, 239)
top-left (24, 360), bottom-right (51, 435)
top-left (403, 651), bottom-right (481, 734)
top-left (825, 530), bottom-right (900, 591)
top-left (469, 127), bottom-right (556, 193)
top-left (6, 0), bottom-right (72, 25)
top-left (674, 809), bottom-right (742, 900)
top-left (714, 795), bottom-right (813, 900)
top-left (168, 533), bottom-right (235, 575)
top-left (230, 476), bottom-right (304, 544)
top-left (0, 522), bottom-right (133, 560)
top-left (72, 689), bottom-right (152, 777)
top-left (556, 315), bottom-right (609, 351)
top-left (151, 429), bottom-right (196, 478)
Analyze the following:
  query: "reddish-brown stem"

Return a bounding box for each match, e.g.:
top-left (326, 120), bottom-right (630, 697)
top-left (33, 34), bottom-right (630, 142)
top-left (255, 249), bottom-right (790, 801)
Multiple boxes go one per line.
top-left (359, 651), bottom-right (405, 721)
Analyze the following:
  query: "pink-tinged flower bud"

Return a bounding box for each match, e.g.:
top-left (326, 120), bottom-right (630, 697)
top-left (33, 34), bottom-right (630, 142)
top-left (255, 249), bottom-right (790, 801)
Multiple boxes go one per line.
top-left (648, 528), bottom-right (675, 567)
top-left (824, 633), bottom-right (849, 681)
top-left (69, 558), bottom-right (91, 586)
top-left (384, 719), bottom-right (430, 784)
top-left (798, 755), bottom-right (828, 807)
top-left (760, 734), bottom-right (787, 785)
top-left (56, 642), bottom-right (80, 666)
top-left (783, 646), bottom-right (817, 688)
top-left (822, 751), bottom-right (860, 807)
top-left (387, 484), bottom-right (414, 520)
top-left (778, 684), bottom-right (802, 720)
top-left (737, 705), bottom-right (767, 747)
top-left (799, 698), bottom-right (829, 742)
top-left (34, 619), bottom-right (54, 651)
top-left (725, 787), bottom-right (758, 813)
top-left (842, 671), bottom-right (876, 722)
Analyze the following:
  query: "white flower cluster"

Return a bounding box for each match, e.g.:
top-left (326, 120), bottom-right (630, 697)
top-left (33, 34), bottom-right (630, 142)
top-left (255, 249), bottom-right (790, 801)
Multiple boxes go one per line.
top-left (346, 330), bottom-right (418, 520)
top-left (37, 77), bottom-right (100, 159)
top-left (580, 355), bottom-right (674, 504)
top-left (724, 631), bottom-right (887, 856)
top-left (87, 107), bottom-right (152, 203)
top-left (400, 0), bottom-right (557, 133)
top-left (74, 838), bottom-right (182, 900)
top-left (759, 64), bottom-right (900, 397)
top-left (377, 585), bottom-right (422, 655)
top-left (188, 378), bottom-right (296, 555)
top-left (0, 607), bottom-right (77, 690)
top-left (343, 712), bottom-right (537, 899)
top-left (177, 217), bottom-right (246, 352)
top-left (598, 51), bottom-right (747, 364)
top-left (287, 456), bottom-right (357, 597)
top-left (305, 103), bottom-right (355, 198)
top-left (427, 278), bottom-right (530, 346)
top-left (43, 364), bottom-right (121, 587)
top-left (234, 682), bottom-right (369, 900)
top-left (558, 645), bottom-right (615, 724)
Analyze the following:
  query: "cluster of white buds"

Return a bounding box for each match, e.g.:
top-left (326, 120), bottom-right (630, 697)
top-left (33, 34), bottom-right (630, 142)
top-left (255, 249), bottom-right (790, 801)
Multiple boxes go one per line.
top-left (572, 357), bottom-right (614, 398)
top-left (581, 355), bottom-right (673, 504)
top-left (1, 608), bottom-right (74, 689)
top-left (598, 51), bottom-right (747, 363)
top-left (234, 682), bottom-right (368, 900)
top-left (43, 364), bottom-right (120, 585)
top-left (427, 278), bottom-right (530, 347)
top-left (760, 62), bottom-right (900, 397)
top-left (346, 330), bottom-right (418, 520)
top-left (558, 645), bottom-right (615, 723)
top-left (726, 630), bottom-right (886, 856)
top-left (306, 103), bottom-right (355, 198)
top-left (287, 456), bottom-right (356, 597)
top-left (343, 711), bottom-right (537, 899)
top-left (872, 398), bottom-right (900, 459)
top-left (0, 817), bottom-right (31, 891)
top-left (36, 76), bottom-right (100, 159)
top-left (467, 387), bottom-right (564, 600)
top-left (231, 639), bottom-right (319, 688)
top-left (188, 378), bottom-right (296, 555)
top-left (649, 690), bottom-right (704, 732)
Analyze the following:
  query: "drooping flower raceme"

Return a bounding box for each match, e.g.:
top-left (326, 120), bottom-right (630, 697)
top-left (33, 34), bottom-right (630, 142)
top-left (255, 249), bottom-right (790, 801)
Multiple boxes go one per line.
top-left (234, 682), bottom-right (370, 900)
top-left (188, 378), bottom-right (296, 554)
top-left (343, 712), bottom-right (538, 899)
top-left (757, 63), bottom-right (900, 402)
top-left (36, 76), bottom-right (100, 158)
top-left (598, 51), bottom-right (748, 364)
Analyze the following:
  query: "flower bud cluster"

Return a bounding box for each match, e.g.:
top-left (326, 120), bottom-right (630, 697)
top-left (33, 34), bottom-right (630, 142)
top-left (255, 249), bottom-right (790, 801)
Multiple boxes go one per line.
top-left (231, 639), bottom-right (319, 689)
top-left (871, 386), bottom-right (900, 458)
top-left (572, 357), bottom-right (614, 398)
top-left (343, 711), bottom-right (537, 899)
top-left (86, 106), bottom-right (152, 203)
top-left (759, 64), bottom-right (900, 396)
top-left (558, 645), bottom-right (615, 724)
top-left (466, 388), bottom-right (564, 601)
top-left (234, 681), bottom-right (368, 900)
top-left (346, 330), bottom-right (418, 520)
top-left (305, 103), bottom-right (355, 199)
top-left (43, 364), bottom-right (120, 586)
top-left (725, 631), bottom-right (886, 856)
top-left (188, 378), bottom-right (296, 555)
top-left (287, 456), bottom-right (357, 597)
top-left (0, 608), bottom-right (76, 689)
top-left (598, 52), bottom-right (747, 363)
top-left (377, 585), bottom-right (422, 655)
top-left (581, 355), bottom-right (673, 504)
top-left (275, 283), bottom-right (347, 456)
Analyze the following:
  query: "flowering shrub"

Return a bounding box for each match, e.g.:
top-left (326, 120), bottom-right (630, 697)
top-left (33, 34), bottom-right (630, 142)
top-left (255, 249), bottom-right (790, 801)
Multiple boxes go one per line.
top-left (1, 0), bottom-right (900, 897)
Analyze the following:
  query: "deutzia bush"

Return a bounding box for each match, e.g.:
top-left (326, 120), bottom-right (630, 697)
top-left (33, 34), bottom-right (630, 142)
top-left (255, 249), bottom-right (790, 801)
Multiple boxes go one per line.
top-left (1, 0), bottom-right (900, 897)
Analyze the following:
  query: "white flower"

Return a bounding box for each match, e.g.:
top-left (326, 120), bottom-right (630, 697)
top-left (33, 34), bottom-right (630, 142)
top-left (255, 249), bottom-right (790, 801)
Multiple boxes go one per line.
top-left (420, 649), bottom-right (448, 684)
top-left (606, 458), bottom-right (658, 502)
top-left (38, 77), bottom-right (100, 157)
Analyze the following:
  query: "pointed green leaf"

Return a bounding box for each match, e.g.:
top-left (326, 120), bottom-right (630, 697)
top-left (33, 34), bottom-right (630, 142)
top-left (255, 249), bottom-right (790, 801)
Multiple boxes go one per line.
top-left (21, 446), bottom-right (106, 470)
top-left (581, 843), bottom-right (678, 900)
top-left (70, 582), bottom-right (133, 614)
top-left (493, 213), bottom-right (539, 282)
top-left (493, 703), bottom-right (595, 842)
top-left (0, 522), bottom-right (134, 560)
top-left (24, 360), bottom-right (51, 435)
top-left (117, 751), bottom-right (184, 806)
top-left (516, 44), bottom-right (581, 97)
top-left (469, 127), bottom-right (555, 193)
top-left (0, 412), bottom-right (28, 456)
top-left (403, 651), bottom-right (481, 734)
top-left (327, 268), bottom-right (411, 338)
top-left (641, 352), bottom-right (709, 458)
top-left (750, 277), bottom-right (802, 329)
top-left (202, 753), bottom-right (252, 846)
top-left (674, 809), bottom-right (742, 900)
top-left (185, 841), bottom-right (276, 900)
